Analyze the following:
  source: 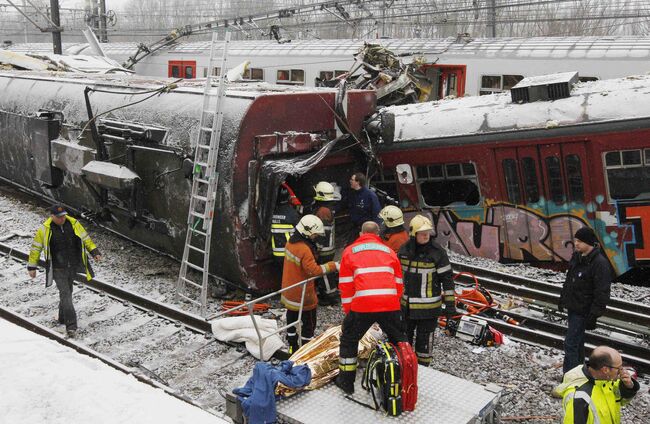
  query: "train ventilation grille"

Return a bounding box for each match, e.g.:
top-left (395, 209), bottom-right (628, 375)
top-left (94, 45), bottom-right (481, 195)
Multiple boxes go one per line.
top-left (510, 71), bottom-right (578, 104)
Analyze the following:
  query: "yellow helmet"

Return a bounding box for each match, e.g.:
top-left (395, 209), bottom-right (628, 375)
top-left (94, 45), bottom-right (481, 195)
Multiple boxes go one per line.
top-left (409, 215), bottom-right (434, 236)
top-left (313, 181), bottom-right (335, 201)
top-left (296, 214), bottom-right (325, 237)
top-left (379, 205), bottom-right (404, 228)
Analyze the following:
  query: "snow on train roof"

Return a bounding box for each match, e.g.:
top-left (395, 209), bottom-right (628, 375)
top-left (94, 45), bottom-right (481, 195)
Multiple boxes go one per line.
top-left (6, 36), bottom-right (650, 59)
top-left (0, 70), bottom-right (335, 97)
top-left (384, 74), bottom-right (650, 143)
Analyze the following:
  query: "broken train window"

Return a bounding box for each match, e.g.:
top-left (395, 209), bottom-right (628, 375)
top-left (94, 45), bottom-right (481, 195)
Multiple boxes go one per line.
top-left (604, 149), bottom-right (650, 202)
top-left (416, 162), bottom-right (480, 207)
top-left (480, 74), bottom-right (524, 95)
top-left (374, 167), bottom-right (399, 203)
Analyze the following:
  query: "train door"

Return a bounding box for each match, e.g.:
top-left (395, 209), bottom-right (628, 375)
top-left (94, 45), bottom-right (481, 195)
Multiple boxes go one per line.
top-left (493, 142), bottom-right (590, 263)
top-left (168, 60), bottom-right (196, 79)
top-left (419, 64), bottom-right (466, 100)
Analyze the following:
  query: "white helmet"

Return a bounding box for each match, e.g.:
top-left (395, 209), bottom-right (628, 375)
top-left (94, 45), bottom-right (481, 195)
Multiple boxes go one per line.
top-left (313, 181), bottom-right (335, 201)
top-left (409, 215), bottom-right (434, 236)
top-left (379, 205), bottom-right (404, 228)
top-left (296, 214), bottom-right (325, 237)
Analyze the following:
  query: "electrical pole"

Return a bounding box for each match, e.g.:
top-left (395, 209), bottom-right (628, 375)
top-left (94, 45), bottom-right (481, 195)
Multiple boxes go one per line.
top-left (50, 0), bottom-right (62, 54)
top-left (487, 0), bottom-right (496, 37)
top-left (99, 0), bottom-right (108, 42)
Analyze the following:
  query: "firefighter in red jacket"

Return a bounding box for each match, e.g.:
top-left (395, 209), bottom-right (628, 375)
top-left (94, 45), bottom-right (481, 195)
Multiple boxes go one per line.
top-left (281, 214), bottom-right (337, 353)
top-left (335, 221), bottom-right (407, 395)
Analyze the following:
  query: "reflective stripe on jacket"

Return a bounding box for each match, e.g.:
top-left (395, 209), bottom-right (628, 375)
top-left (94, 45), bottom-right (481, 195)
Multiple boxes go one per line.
top-left (281, 234), bottom-right (336, 311)
top-left (271, 203), bottom-right (300, 258)
top-left (338, 233), bottom-right (403, 314)
top-left (556, 365), bottom-right (639, 424)
top-left (314, 204), bottom-right (335, 260)
top-left (28, 216), bottom-right (98, 282)
top-left (398, 238), bottom-right (454, 320)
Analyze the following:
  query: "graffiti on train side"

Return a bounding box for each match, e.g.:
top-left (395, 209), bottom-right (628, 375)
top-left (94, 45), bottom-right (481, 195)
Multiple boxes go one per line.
top-left (618, 202), bottom-right (650, 267)
top-left (431, 202), bottom-right (588, 264)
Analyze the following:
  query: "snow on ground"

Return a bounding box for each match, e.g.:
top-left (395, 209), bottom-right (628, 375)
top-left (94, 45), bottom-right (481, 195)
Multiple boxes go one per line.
top-left (1, 183), bottom-right (649, 422)
top-left (0, 319), bottom-right (226, 424)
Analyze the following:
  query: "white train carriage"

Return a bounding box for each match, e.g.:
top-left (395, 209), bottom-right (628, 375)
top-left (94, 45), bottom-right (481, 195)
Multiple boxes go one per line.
top-left (6, 36), bottom-right (650, 97)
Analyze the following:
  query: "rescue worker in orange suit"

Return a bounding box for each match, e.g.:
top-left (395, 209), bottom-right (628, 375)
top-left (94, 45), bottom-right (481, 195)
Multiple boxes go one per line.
top-left (271, 184), bottom-right (301, 265)
top-left (378, 205), bottom-right (409, 253)
top-left (281, 214), bottom-right (337, 354)
top-left (311, 181), bottom-right (339, 306)
top-left (398, 215), bottom-right (456, 366)
top-left (335, 221), bottom-right (407, 395)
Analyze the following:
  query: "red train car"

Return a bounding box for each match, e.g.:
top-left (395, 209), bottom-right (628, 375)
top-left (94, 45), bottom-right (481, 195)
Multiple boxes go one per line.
top-left (370, 74), bottom-right (650, 281)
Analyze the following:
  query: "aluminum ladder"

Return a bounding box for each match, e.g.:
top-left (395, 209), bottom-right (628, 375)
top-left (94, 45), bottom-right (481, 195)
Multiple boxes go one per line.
top-left (176, 31), bottom-right (231, 316)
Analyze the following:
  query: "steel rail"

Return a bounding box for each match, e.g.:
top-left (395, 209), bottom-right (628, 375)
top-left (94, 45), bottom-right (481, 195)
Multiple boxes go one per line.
top-left (0, 305), bottom-right (210, 411)
top-left (451, 261), bottom-right (650, 328)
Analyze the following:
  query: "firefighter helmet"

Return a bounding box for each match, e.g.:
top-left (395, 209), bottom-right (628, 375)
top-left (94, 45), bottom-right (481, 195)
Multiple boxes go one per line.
top-left (314, 181), bottom-right (335, 201)
top-left (409, 214), bottom-right (434, 236)
top-left (296, 214), bottom-right (325, 237)
top-left (379, 205), bottom-right (404, 228)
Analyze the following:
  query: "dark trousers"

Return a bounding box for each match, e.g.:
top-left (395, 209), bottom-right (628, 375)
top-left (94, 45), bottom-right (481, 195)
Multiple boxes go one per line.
top-left (53, 268), bottom-right (77, 331)
top-left (406, 318), bottom-right (436, 366)
top-left (563, 311), bottom-right (586, 374)
top-left (286, 308), bottom-right (317, 353)
top-left (338, 310), bottom-right (407, 385)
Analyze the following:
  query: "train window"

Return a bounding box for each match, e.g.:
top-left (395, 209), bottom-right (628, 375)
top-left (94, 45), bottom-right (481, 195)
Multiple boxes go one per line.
top-left (605, 151), bottom-right (621, 167)
top-left (565, 154), bottom-right (584, 202)
top-left (579, 76), bottom-right (598, 82)
top-left (374, 168), bottom-right (399, 201)
top-left (277, 70), bottom-right (290, 82)
top-left (319, 71), bottom-right (334, 80)
top-left (446, 74), bottom-right (457, 96)
top-left (418, 162), bottom-right (480, 206)
top-left (171, 65), bottom-right (180, 78)
top-left (545, 156), bottom-right (565, 203)
top-left (622, 150), bottom-right (642, 166)
top-left (291, 69), bottom-right (305, 83)
top-left (503, 75), bottom-right (524, 90)
top-left (185, 66), bottom-right (194, 79)
top-left (277, 69), bottom-right (305, 84)
top-left (482, 75), bottom-right (501, 90)
top-left (243, 68), bottom-right (264, 81)
top-left (213, 67), bottom-right (221, 76)
top-left (604, 149), bottom-right (650, 201)
top-left (502, 159), bottom-right (522, 204)
top-left (520, 157), bottom-right (539, 203)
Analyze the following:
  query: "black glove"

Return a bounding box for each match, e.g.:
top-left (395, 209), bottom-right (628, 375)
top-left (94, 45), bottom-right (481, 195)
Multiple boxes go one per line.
top-left (585, 314), bottom-right (598, 330)
top-left (444, 304), bottom-right (457, 318)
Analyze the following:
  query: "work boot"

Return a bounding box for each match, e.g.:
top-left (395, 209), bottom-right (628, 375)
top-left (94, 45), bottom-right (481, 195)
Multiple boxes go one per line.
top-left (66, 329), bottom-right (77, 338)
top-left (334, 374), bottom-right (355, 395)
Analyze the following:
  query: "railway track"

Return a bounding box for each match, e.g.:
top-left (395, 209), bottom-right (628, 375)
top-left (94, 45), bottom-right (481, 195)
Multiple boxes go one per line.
top-left (0, 242), bottom-right (254, 415)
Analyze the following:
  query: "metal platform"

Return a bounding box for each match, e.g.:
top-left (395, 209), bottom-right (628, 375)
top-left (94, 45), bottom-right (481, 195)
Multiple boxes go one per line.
top-left (276, 366), bottom-right (502, 423)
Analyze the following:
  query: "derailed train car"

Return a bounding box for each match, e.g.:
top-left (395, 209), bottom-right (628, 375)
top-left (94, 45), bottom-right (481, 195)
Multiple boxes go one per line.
top-left (0, 70), bottom-right (375, 291)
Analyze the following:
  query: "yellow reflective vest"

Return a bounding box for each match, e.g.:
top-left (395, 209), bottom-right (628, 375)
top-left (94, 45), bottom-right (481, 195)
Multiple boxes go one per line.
top-left (554, 365), bottom-right (639, 424)
top-left (28, 216), bottom-right (98, 282)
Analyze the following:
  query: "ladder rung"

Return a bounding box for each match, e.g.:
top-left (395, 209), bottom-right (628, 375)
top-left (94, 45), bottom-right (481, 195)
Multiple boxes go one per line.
top-left (180, 276), bottom-right (203, 289)
top-left (190, 211), bottom-right (206, 219)
top-left (197, 144), bottom-right (211, 149)
top-left (178, 293), bottom-right (202, 305)
top-left (195, 177), bottom-right (209, 184)
top-left (195, 161), bottom-right (208, 168)
top-left (193, 194), bottom-right (208, 202)
top-left (184, 261), bottom-right (206, 272)
top-left (201, 127), bottom-right (213, 132)
top-left (188, 244), bottom-right (206, 254)
top-left (190, 228), bottom-right (207, 236)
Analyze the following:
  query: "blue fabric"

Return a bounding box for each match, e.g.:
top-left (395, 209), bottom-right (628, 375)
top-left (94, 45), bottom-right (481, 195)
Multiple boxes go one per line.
top-left (563, 311), bottom-right (586, 374)
top-left (233, 360), bottom-right (312, 424)
top-left (348, 187), bottom-right (381, 226)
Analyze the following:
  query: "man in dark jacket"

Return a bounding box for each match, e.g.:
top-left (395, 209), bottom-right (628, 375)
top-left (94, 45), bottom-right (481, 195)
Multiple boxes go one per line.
top-left (559, 227), bottom-right (614, 374)
top-left (345, 172), bottom-right (381, 244)
top-left (398, 215), bottom-right (456, 366)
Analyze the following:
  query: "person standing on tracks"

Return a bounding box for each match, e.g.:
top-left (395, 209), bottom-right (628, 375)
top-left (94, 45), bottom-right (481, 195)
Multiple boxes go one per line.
top-left (554, 345), bottom-right (639, 424)
top-left (559, 227), bottom-right (614, 374)
top-left (281, 214), bottom-right (337, 354)
top-left (310, 181), bottom-right (339, 306)
top-left (378, 205), bottom-right (409, 253)
top-left (398, 215), bottom-right (456, 366)
top-left (335, 221), bottom-right (406, 395)
top-left (271, 183), bottom-right (301, 265)
top-left (344, 172), bottom-right (381, 245)
top-left (27, 205), bottom-right (101, 338)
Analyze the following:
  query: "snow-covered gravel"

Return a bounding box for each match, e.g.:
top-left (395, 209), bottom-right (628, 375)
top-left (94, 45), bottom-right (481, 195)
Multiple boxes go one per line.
top-left (1, 183), bottom-right (648, 422)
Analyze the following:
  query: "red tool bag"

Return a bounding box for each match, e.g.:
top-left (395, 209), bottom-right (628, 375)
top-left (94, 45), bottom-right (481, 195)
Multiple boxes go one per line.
top-left (393, 342), bottom-right (418, 411)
